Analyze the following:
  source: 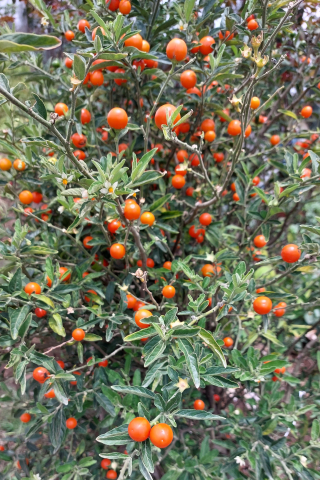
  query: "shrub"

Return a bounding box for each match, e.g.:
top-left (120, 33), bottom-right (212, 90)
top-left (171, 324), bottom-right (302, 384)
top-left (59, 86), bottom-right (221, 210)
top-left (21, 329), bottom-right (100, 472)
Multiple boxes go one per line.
top-left (0, 0), bottom-right (320, 479)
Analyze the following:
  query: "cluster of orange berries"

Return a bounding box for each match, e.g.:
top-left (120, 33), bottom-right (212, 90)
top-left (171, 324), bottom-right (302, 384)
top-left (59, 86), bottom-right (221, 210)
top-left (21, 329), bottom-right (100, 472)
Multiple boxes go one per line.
top-left (0, 157), bottom-right (26, 172)
top-left (128, 417), bottom-right (173, 449)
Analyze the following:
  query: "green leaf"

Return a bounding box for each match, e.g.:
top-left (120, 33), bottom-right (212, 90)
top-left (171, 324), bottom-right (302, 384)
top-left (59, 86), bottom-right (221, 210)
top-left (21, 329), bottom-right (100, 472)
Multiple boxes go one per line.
top-left (35, 294), bottom-right (55, 309)
top-left (8, 268), bottom-right (22, 293)
top-left (311, 419), bottom-right (320, 441)
top-left (50, 407), bottom-right (65, 449)
top-left (124, 327), bottom-right (157, 342)
top-left (184, 0), bottom-right (196, 21)
top-left (73, 55), bottom-right (86, 81)
top-left (130, 170), bottom-right (164, 188)
top-left (144, 340), bottom-right (166, 367)
top-left (262, 331), bottom-right (284, 346)
top-left (48, 314), bottom-right (66, 337)
top-left (170, 326), bottom-right (201, 337)
top-left (0, 73), bottom-right (10, 92)
top-left (260, 360), bottom-right (287, 375)
top-left (111, 385), bottom-right (156, 399)
top-left (0, 33), bottom-right (61, 52)
top-left (141, 439), bottom-right (154, 473)
top-left (9, 305), bottom-right (30, 340)
top-left (131, 149), bottom-right (157, 182)
top-left (278, 109), bottom-right (298, 120)
top-left (178, 339), bottom-right (200, 388)
top-left (96, 424), bottom-right (132, 445)
top-left (100, 453), bottom-right (130, 460)
top-left (95, 392), bottom-right (116, 417)
top-left (32, 94), bottom-right (47, 120)
top-left (139, 457), bottom-right (153, 480)
top-left (174, 410), bottom-right (224, 421)
top-left (202, 375), bottom-right (238, 388)
top-left (53, 381), bottom-right (69, 405)
top-left (197, 329), bottom-right (226, 368)
top-left (149, 193), bottom-right (172, 212)
top-left (84, 333), bottom-right (102, 341)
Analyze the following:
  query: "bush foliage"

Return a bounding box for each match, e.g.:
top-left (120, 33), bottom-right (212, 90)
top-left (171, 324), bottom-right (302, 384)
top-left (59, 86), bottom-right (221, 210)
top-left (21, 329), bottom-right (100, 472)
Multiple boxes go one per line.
top-left (0, 0), bottom-right (320, 479)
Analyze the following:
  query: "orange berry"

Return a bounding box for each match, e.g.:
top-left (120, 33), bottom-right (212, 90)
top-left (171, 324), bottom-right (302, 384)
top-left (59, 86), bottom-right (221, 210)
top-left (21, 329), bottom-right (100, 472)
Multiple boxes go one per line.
top-left (72, 328), bottom-right (85, 341)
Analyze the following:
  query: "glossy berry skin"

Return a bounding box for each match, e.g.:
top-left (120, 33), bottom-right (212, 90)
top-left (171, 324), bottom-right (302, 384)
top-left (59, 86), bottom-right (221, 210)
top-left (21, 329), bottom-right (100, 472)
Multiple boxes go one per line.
top-left (107, 108), bottom-right (128, 130)
top-left (171, 174), bottom-right (186, 189)
top-left (0, 158), bottom-right (12, 170)
top-left (71, 133), bottom-right (87, 148)
top-left (253, 296), bottom-right (272, 315)
top-left (80, 108), bottom-right (91, 125)
top-left (74, 150), bottom-right (86, 160)
top-left (110, 243), bottom-right (126, 259)
top-left (166, 38), bottom-right (188, 62)
top-left (83, 236), bottom-right (93, 249)
top-left (108, 219), bottom-right (121, 233)
top-left (213, 394), bottom-right (220, 402)
top-left (20, 413), bottom-right (31, 423)
top-left (233, 193), bottom-right (240, 201)
top-left (106, 470), bottom-right (117, 479)
top-left (155, 104), bottom-right (181, 129)
top-left (252, 176), bottom-right (260, 186)
top-left (245, 125), bottom-right (252, 137)
top-left (180, 70), bottom-right (197, 89)
top-left (254, 235), bottom-right (267, 248)
top-left (300, 106), bottom-right (312, 118)
top-left (124, 202), bottom-right (141, 221)
top-left (44, 389), bottom-right (56, 399)
top-left (56, 360), bottom-right (65, 369)
top-left (163, 261), bottom-right (172, 270)
top-left (72, 328), bottom-right (85, 341)
top-left (274, 367), bottom-right (286, 374)
top-left (162, 285), bottom-right (175, 299)
top-left (55, 102), bottom-right (68, 116)
top-left (94, 358), bottom-right (108, 369)
top-left (66, 417), bottom-right (77, 429)
top-left (135, 309), bottom-right (152, 329)
top-left (128, 417), bottom-right (151, 442)
top-left (33, 367), bottom-right (50, 383)
top-left (199, 213), bottom-right (212, 226)
top-left (101, 458), bottom-right (111, 469)
top-left (137, 258), bottom-right (155, 268)
top-left (274, 302), bottom-right (287, 317)
top-left (90, 70), bottom-right (104, 86)
top-left (65, 57), bottom-right (73, 69)
top-left (250, 97), bottom-right (260, 109)
top-left (201, 119), bottom-right (215, 132)
top-left (223, 337), bottom-right (234, 347)
top-left (203, 129), bottom-right (215, 142)
top-left (201, 264), bottom-right (215, 277)
top-left (199, 36), bottom-right (215, 55)
top-left (247, 19), bottom-right (258, 30)
top-left (270, 135), bottom-right (280, 146)
top-left (35, 308), bottom-right (47, 318)
top-left (65, 30), bottom-right (75, 41)
top-left (227, 120), bottom-right (241, 136)
top-left (177, 150), bottom-right (188, 163)
top-left (186, 187), bottom-right (194, 196)
top-left (126, 294), bottom-right (137, 309)
top-left (140, 212), bottom-right (155, 226)
top-left (150, 423), bottom-right (173, 448)
top-left (78, 19), bottom-right (90, 33)
top-left (19, 190), bottom-right (33, 205)
top-left (59, 267), bottom-right (71, 282)
top-left (193, 399), bottom-right (205, 410)
top-left (281, 244), bottom-right (301, 263)
top-left (25, 282), bottom-right (41, 295)
top-left (119, 0), bottom-right (131, 14)
top-left (124, 33), bottom-right (143, 49)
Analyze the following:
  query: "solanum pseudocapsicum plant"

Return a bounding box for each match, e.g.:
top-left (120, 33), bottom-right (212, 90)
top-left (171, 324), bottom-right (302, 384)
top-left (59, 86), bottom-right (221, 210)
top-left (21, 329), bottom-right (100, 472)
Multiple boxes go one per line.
top-left (1, 0), bottom-right (320, 478)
